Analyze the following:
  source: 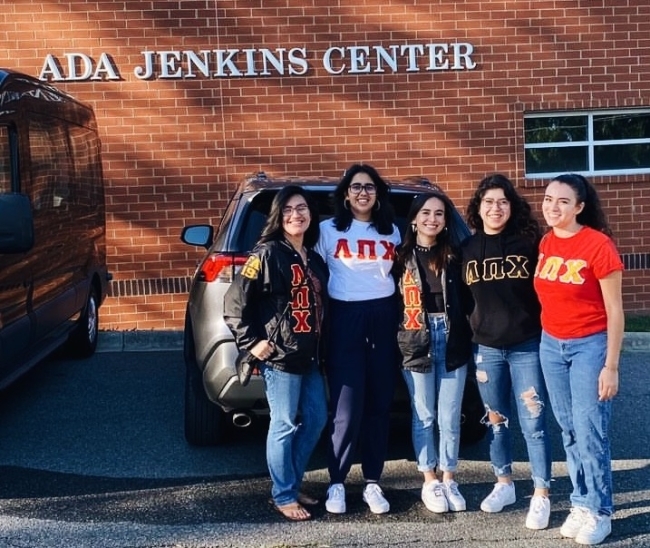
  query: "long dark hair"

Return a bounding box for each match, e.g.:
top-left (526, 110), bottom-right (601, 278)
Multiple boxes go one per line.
top-left (397, 191), bottom-right (458, 274)
top-left (332, 163), bottom-right (395, 235)
top-left (466, 173), bottom-right (541, 242)
top-left (259, 185), bottom-right (320, 247)
top-left (551, 173), bottom-right (613, 238)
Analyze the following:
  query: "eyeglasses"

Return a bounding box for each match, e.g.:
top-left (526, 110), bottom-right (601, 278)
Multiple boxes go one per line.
top-left (348, 183), bottom-right (377, 195)
top-left (481, 198), bottom-right (510, 209)
top-left (282, 204), bottom-right (310, 217)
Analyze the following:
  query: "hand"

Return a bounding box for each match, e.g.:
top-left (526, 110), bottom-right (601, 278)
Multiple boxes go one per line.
top-left (598, 367), bottom-right (619, 401)
top-left (251, 340), bottom-right (275, 361)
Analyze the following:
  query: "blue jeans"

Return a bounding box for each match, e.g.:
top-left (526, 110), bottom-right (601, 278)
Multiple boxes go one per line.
top-left (474, 337), bottom-right (552, 489)
top-left (261, 360), bottom-right (328, 506)
top-left (401, 314), bottom-right (467, 473)
top-left (540, 330), bottom-right (614, 516)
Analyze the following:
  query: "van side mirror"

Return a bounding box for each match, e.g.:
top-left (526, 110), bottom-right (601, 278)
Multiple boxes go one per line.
top-left (0, 193), bottom-right (34, 253)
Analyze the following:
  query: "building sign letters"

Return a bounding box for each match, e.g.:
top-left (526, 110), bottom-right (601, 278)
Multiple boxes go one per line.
top-left (39, 43), bottom-right (477, 82)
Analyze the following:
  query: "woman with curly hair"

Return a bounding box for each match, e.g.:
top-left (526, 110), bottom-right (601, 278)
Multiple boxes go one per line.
top-left (461, 174), bottom-right (552, 530)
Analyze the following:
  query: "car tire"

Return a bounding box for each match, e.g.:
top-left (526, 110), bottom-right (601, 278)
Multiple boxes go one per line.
top-left (68, 285), bottom-right (99, 358)
top-left (184, 320), bottom-right (226, 446)
top-left (459, 374), bottom-right (487, 446)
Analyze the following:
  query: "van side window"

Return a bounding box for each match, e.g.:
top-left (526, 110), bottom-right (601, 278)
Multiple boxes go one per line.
top-left (28, 116), bottom-right (72, 211)
top-left (0, 126), bottom-right (10, 193)
top-left (69, 124), bottom-right (102, 208)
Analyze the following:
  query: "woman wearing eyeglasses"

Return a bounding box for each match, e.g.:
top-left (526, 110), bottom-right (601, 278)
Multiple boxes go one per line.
top-left (224, 185), bottom-right (329, 522)
top-left (461, 174), bottom-right (552, 530)
top-left (315, 164), bottom-right (401, 515)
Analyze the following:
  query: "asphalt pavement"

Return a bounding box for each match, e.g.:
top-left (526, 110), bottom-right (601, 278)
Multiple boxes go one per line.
top-left (96, 329), bottom-right (650, 354)
top-left (0, 332), bottom-right (647, 547)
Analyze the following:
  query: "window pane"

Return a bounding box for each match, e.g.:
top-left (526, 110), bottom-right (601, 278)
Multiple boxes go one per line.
top-left (524, 116), bottom-right (588, 144)
top-left (525, 146), bottom-right (588, 173)
top-left (593, 112), bottom-right (650, 141)
top-left (69, 124), bottom-right (102, 207)
top-left (29, 116), bottom-right (72, 211)
top-left (594, 144), bottom-right (650, 170)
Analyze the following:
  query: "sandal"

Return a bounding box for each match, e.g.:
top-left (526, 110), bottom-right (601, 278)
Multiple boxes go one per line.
top-left (268, 499), bottom-right (312, 522)
top-left (298, 492), bottom-right (319, 506)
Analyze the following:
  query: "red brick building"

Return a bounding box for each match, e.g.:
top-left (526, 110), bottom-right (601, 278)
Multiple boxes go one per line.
top-left (2, 1), bottom-right (649, 330)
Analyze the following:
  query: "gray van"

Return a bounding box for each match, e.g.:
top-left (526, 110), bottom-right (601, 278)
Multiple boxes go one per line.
top-left (0, 69), bottom-right (110, 388)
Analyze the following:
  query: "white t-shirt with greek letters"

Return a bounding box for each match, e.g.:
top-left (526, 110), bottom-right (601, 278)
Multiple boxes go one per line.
top-left (315, 218), bottom-right (400, 301)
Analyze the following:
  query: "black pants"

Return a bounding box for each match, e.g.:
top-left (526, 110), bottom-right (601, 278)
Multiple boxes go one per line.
top-left (326, 295), bottom-right (399, 484)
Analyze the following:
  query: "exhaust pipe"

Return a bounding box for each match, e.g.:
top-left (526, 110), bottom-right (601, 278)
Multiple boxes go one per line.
top-left (232, 411), bottom-right (253, 428)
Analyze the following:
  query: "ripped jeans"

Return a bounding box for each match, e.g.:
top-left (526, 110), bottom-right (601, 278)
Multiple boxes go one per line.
top-left (474, 337), bottom-right (552, 490)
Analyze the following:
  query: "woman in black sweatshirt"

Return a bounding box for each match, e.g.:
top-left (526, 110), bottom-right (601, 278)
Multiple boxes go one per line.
top-left (461, 174), bottom-right (552, 530)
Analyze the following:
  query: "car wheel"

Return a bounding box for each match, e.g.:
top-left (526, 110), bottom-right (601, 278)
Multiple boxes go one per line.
top-left (459, 374), bottom-right (487, 446)
top-left (183, 320), bottom-right (226, 446)
top-left (68, 286), bottom-right (99, 358)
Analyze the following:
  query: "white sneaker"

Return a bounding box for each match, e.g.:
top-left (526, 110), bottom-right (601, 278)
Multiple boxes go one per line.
top-left (525, 495), bottom-right (551, 530)
top-left (480, 482), bottom-right (516, 513)
top-left (362, 483), bottom-right (390, 514)
top-left (325, 483), bottom-right (346, 514)
top-left (560, 506), bottom-right (590, 538)
top-left (442, 480), bottom-right (466, 512)
top-left (575, 512), bottom-right (612, 545)
top-left (421, 480), bottom-right (448, 513)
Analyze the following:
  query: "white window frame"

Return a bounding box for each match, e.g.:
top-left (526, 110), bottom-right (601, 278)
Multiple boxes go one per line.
top-left (524, 108), bottom-right (650, 179)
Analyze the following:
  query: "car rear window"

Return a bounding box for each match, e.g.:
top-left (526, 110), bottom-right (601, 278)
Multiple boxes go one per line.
top-left (218, 187), bottom-right (469, 253)
top-left (225, 189), bottom-right (335, 252)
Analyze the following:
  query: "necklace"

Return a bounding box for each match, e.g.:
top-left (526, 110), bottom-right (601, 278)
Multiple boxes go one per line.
top-left (415, 243), bottom-right (436, 253)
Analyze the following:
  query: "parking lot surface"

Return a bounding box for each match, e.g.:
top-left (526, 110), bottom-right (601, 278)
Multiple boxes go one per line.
top-left (0, 339), bottom-right (648, 547)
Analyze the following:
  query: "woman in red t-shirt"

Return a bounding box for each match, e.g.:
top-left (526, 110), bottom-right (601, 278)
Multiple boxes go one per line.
top-left (534, 173), bottom-right (624, 546)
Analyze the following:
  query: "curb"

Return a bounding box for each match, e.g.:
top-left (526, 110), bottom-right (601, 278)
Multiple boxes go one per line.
top-left (97, 330), bottom-right (183, 353)
top-left (96, 330), bottom-right (650, 353)
top-left (621, 332), bottom-right (650, 353)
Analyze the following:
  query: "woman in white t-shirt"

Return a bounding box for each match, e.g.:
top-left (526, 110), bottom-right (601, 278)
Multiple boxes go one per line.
top-left (315, 164), bottom-right (401, 515)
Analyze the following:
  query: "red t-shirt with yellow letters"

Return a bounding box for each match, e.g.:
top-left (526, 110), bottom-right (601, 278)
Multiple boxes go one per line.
top-left (534, 226), bottom-right (624, 339)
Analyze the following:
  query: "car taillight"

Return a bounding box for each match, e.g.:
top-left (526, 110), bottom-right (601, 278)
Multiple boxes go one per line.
top-left (197, 253), bottom-right (248, 283)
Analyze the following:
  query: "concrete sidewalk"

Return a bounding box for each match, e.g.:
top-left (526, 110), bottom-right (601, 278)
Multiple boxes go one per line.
top-left (97, 329), bottom-right (650, 353)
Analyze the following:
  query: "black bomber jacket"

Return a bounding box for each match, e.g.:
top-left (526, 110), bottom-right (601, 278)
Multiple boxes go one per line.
top-left (395, 249), bottom-right (473, 373)
top-left (223, 239), bottom-right (329, 375)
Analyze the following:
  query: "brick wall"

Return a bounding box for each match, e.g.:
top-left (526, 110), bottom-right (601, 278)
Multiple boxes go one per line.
top-left (1, 0), bottom-right (649, 329)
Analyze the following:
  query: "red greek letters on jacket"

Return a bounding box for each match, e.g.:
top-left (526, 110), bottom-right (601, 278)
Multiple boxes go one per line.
top-left (403, 270), bottom-right (423, 330)
top-left (290, 263), bottom-right (312, 333)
